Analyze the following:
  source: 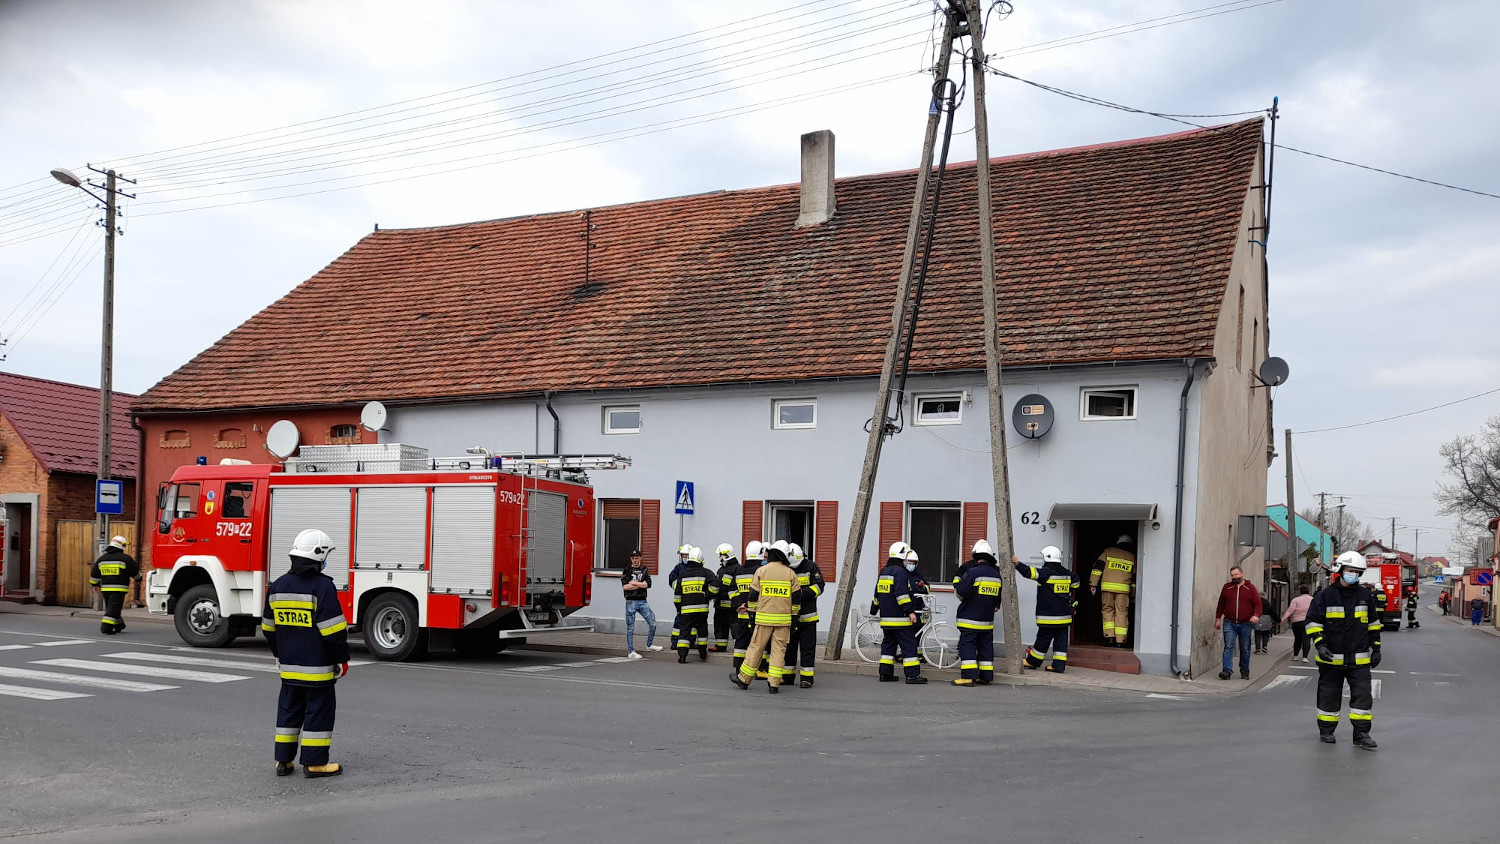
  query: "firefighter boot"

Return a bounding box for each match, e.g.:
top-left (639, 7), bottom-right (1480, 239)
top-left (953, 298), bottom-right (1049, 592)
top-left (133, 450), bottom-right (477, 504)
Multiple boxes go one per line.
top-left (730, 672), bottom-right (750, 690)
top-left (1319, 734), bottom-right (1337, 744)
top-left (1353, 732), bottom-right (1379, 751)
top-left (951, 678), bottom-right (975, 687)
top-left (699, 646), bottom-right (708, 662)
top-left (276, 761), bottom-right (295, 777)
top-left (304, 763), bottom-right (343, 778)
top-left (678, 651), bottom-right (688, 664)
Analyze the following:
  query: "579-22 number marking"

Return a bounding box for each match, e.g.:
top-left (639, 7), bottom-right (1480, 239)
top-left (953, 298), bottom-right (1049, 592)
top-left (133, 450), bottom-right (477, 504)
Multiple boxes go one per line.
top-left (215, 522), bottom-right (253, 538)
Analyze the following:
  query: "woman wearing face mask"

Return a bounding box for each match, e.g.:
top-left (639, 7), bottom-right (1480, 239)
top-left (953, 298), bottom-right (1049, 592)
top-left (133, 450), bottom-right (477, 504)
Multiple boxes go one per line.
top-left (1304, 551), bottom-right (1382, 750)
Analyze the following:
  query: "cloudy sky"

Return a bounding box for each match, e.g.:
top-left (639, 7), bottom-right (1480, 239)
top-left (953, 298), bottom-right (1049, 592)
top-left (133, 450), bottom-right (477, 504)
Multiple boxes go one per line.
top-left (2, 0), bottom-right (1496, 558)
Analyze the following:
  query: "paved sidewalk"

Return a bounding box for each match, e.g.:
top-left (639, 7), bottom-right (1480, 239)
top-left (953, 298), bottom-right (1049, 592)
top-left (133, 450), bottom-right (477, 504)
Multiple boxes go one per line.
top-left (1429, 602), bottom-right (1500, 638)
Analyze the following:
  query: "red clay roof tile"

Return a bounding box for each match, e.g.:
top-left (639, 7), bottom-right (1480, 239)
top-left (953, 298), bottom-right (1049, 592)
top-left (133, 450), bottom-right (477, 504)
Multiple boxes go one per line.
top-left (0, 372), bottom-right (139, 476)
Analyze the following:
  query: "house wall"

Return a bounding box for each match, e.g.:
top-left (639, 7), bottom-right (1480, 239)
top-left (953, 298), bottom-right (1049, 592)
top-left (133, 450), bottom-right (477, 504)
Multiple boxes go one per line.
top-left (385, 360), bottom-right (1206, 675)
top-left (0, 415), bottom-right (47, 594)
top-left (1188, 151), bottom-right (1273, 677)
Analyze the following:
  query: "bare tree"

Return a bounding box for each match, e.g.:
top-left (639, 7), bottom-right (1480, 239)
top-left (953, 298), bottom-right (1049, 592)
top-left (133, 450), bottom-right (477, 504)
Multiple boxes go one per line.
top-left (1437, 415), bottom-right (1500, 526)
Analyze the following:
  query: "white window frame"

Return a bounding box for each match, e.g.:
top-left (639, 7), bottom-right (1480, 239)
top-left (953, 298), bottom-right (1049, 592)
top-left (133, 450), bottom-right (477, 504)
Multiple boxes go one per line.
top-left (1079, 386), bottom-right (1138, 421)
top-left (602, 405), bottom-right (641, 435)
top-left (913, 393), bottom-right (964, 426)
top-left (772, 398), bottom-right (817, 430)
top-left (907, 501), bottom-right (963, 584)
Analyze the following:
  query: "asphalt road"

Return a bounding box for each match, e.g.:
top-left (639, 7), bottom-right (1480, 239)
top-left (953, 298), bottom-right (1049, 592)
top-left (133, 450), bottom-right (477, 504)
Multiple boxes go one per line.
top-left (1, 609), bottom-right (1494, 844)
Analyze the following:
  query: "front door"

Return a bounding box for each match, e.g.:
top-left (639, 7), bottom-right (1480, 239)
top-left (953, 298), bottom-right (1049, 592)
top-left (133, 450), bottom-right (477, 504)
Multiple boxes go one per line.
top-left (158, 482), bottom-right (203, 566)
top-left (769, 503), bottom-right (814, 554)
top-left (210, 480), bottom-right (258, 571)
top-left (1070, 519), bottom-right (1139, 648)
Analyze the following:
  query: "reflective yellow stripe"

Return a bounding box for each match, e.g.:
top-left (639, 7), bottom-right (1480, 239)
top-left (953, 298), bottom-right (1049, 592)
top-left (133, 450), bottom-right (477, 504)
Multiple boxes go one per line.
top-left (275, 734), bottom-right (300, 743)
top-left (955, 620), bottom-right (994, 630)
top-left (319, 620), bottom-right (347, 636)
top-left (99, 586), bottom-right (130, 592)
top-left (261, 622), bottom-right (275, 632)
top-left (301, 737), bottom-right (332, 747)
top-left (878, 619), bottom-right (913, 627)
top-left (1101, 582), bottom-right (1131, 593)
top-left (755, 612), bottom-right (792, 625)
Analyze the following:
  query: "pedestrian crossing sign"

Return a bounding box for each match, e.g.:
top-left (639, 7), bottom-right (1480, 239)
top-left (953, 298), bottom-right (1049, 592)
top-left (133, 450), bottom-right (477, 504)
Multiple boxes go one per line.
top-left (675, 481), bottom-right (694, 515)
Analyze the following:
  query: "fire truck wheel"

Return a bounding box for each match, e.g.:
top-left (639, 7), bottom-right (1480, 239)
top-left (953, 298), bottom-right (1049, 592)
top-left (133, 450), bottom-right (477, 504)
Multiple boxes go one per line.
top-left (174, 584), bottom-right (235, 648)
top-left (364, 593), bottom-right (428, 662)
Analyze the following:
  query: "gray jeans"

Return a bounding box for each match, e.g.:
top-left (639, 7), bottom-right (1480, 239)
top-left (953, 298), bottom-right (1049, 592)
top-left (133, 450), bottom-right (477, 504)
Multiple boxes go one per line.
top-left (624, 600), bottom-right (657, 652)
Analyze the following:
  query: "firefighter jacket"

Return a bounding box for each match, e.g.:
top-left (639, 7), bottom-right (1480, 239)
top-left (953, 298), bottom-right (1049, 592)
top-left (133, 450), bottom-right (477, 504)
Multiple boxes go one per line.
top-left (870, 562), bottom-right (919, 627)
top-left (1305, 581), bottom-right (1382, 667)
top-left (1016, 560), bottom-right (1079, 625)
top-left (790, 561), bottom-right (826, 623)
top-left (1405, 594), bottom-right (1419, 612)
top-left (909, 571), bottom-right (930, 614)
top-left (261, 556), bottom-right (350, 686)
top-left (715, 559), bottom-right (741, 610)
top-left (953, 558), bottom-right (1003, 630)
top-left (748, 560), bottom-right (797, 626)
top-left (732, 559), bottom-right (763, 616)
top-left (1090, 545), bottom-right (1136, 594)
top-left (672, 562), bottom-right (720, 615)
top-left (90, 549), bottom-right (140, 593)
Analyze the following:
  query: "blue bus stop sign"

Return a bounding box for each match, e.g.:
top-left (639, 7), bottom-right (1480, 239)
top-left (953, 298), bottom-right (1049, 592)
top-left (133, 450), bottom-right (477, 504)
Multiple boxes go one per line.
top-left (96, 479), bottom-right (124, 515)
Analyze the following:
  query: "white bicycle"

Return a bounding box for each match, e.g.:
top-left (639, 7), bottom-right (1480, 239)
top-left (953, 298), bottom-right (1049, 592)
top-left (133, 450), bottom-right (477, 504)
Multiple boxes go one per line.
top-left (853, 601), bottom-right (961, 669)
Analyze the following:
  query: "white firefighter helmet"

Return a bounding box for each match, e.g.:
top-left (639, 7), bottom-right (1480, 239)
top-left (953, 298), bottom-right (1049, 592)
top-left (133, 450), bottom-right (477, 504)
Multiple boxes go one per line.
top-left (745, 540), bottom-right (766, 561)
top-left (905, 548), bottom-right (920, 563)
top-left (972, 539), bottom-right (995, 559)
top-left (768, 539), bottom-right (791, 562)
top-left (716, 542), bottom-right (736, 562)
top-left (1335, 551), bottom-right (1367, 573)
top-left (1041, 545), bottom-right (1063, 564)
top-left (677, 543), bottom-right (693, 558)
top-left (888, 541), bottom-right (911, 560)
top-left (688, 546), bottom-right (705, 565)
top-left (290, 529), bottom-right (335, 563)
top-left (788, 543), bottom-right (805, 566)
top-left (108, 535), bottom-right (129, 550)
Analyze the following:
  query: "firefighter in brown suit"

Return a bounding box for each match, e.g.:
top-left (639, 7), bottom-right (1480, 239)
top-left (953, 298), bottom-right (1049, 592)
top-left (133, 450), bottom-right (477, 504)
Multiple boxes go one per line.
top-left (729, 540), bottom-right (798, 694)
top-left (1090, 535), bottom-right (1136, 647)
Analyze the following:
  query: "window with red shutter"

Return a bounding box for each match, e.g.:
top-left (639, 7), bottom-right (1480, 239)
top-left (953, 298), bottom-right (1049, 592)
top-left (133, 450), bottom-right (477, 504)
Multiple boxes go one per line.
top-left (815, 500), bottom-right (838, 582)
top-left (640, 500), bottom-right (661, 574)
top-left (742, 500), bottom-right (764, 558)
top-left (878, 502), bottom-right (903, 562)
top-left (961, 502), bottom-right (988, 558)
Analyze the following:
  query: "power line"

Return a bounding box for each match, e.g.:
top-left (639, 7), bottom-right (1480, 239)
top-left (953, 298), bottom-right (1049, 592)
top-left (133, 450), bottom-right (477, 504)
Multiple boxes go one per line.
top-left (1272, 143), bottom-right (1500, 201)
top-left (0, 212), bottom-right (96, 334)
top-left (992, 0), bottom-right (1293, 60)
top-left (1296, 386), bottom-right (1500, 434)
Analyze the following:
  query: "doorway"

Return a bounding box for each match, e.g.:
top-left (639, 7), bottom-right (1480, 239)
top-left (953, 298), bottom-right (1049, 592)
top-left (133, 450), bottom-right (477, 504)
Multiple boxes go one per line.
top-left (1070, 519), bottom-right (1139, 648)
top-left (769, 503), bottom-right (814, 553)
top-left (3, 502), bottom-right (35, 595)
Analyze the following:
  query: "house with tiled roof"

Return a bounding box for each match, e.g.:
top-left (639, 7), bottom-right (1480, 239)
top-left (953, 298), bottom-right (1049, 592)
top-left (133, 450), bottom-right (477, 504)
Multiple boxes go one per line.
top-left (134, 120), bottom-right (1275, 678)
top-left (0, 372), bottom-right (138, 604)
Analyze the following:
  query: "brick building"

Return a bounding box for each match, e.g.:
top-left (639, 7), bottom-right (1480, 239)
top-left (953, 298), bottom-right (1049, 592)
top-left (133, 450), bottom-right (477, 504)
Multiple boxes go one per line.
top-left (0, 372), bottom-right (138, 604)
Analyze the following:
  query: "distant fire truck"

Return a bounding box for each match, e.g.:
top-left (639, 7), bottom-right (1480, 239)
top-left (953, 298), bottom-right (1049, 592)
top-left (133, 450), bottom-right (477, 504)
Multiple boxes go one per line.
top-left (1363, 552), bottom-right (1419, 631)
top-left (145, 442), bottom-right (627, 661)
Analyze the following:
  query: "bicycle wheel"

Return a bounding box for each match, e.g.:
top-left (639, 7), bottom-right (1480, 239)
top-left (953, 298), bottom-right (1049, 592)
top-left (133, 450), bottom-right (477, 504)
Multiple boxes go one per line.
top-left (920, 622), bottom-right (961, 669)
top-left (853, 619), bottom-right (884, 664)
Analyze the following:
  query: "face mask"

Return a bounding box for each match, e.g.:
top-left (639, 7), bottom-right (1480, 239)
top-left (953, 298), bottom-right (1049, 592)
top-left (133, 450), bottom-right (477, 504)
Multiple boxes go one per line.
top-left (905, 562), bottom-right (917, 573)
top-left (1230, 576), bottom-right (1242, 585)
top-left (1341, 571), bottom-right (1360, 586)
top-left (319, 558), bottom-right (328, 572)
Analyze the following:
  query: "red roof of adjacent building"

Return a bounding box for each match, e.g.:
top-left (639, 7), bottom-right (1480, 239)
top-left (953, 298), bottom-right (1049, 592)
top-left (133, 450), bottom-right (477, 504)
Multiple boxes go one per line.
top-left (0, 372), bottom-right (138, 476)
top-left (135, 120), bottom-right (1264, 414)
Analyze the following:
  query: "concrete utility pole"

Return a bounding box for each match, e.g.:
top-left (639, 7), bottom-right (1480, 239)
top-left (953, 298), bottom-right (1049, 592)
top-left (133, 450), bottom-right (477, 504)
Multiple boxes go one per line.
top-left (98, 168), bottom-right (117, 564)
top-left (823, 11), bottom-right (959, 660)
top-left (1284, 430), bottom-right (1296, 581)
top-left (1390, 517), bottom-right (1397, 550)
top-left (963, 0), bottom-right (1023, 673)
top-left (1316, 491), bottom-right (1327, 570)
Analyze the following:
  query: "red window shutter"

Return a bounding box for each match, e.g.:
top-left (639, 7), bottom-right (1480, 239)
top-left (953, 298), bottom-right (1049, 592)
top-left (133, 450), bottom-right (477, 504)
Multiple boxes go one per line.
top-left (602, 498), bottom-right (641, 520)
top-left (742, 501), bottom-right (763, 557)
top-left (815, 500), bottom-right (838, 582)
top-left (961, 502), bottom-right (988, 557)
top-left (878, 501), bottom-right (904, 560)
top-left (640, 499), bottom-right (661, 574)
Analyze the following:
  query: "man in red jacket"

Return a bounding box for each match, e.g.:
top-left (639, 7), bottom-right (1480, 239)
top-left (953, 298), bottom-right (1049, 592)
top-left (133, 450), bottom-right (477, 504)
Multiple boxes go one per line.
top-left (1214, 566), bottom-right (1261, 680)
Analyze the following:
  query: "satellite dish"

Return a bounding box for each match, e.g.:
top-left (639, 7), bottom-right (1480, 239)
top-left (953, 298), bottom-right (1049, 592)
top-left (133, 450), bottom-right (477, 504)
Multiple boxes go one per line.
top-left (265, 420), bottom-right (300, 460)
top-left (1257, 356), bottom-right (1290, 387)
top-left (360, 400), bottom-right (388, 432)
top-left (1011, 394), bottom-right (1055, 439)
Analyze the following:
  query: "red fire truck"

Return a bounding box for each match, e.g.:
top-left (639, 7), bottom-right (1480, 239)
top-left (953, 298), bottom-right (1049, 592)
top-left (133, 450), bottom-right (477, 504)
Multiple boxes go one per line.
top-left (1363, 552), bottom-right (1419, 631)
top-left (145, 443), bottom-right (627, 661)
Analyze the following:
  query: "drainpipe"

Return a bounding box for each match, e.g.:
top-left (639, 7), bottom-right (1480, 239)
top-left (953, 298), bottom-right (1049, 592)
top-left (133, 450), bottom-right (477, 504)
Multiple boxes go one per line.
top-left (1170, 359), bottom-right (1206, 677)
top-left (544, 391), bottom-right (561, 454)
top-left (129, 415), bottom-right (147, 609)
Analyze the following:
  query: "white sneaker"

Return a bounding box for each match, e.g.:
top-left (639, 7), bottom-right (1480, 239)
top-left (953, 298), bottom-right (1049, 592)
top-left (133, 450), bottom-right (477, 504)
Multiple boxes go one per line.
top-left (647, 645), bottom-right (664, 652)
top-left (627, 651), bottom-right (643, 660)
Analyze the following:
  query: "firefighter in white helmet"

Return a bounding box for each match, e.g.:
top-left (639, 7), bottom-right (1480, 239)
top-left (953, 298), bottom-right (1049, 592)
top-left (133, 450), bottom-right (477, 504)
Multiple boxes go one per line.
top-left (1306, 551), bottom-right (1381, 749)
top-left (1016, 545), bottom-right (1080, 672)
top-left (951, 540), bottom-right (1003, 686)
top-left (779, 542), bottom-right (826, 688)
top-left (668, 543), bottom-right (694, 589)
top-left (262, 528), bottom-right (350, 778)
top-left (90, 535), bottom-right (140, 635)
top-left (868, 541), bottom-right (927, 683)
top-left (671, 547), bottom-right (720, 663)
top-left (711, 543), bottom-right (740, 653)
top-left (730, 540), bottom-right (799, 694)
top-left (731, 541), bottom-right (768, 674)
top-left (1089, 534), bottom-right (1136, 647)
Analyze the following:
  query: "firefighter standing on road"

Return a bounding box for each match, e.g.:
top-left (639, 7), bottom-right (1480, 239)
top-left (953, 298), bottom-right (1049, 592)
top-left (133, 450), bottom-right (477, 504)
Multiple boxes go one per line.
top-left (731, 541), bottom-right (766, 675)
top-left (870, 541), bottom-right (927, 684)
top-left (1405, 587), bottom-right (1421, 629)
top-left (712, 543), bottom-right (739, 653)
top-left (952, 540), bottom-right (1002, 686)
top-left (263, 529), bottom-right (350, 778)
top-left (1306, 551), bottom-right (1382, 750)
top-left (730, 541), bottom-right (798, 694)
top-left (781, 542), bottom-right (825, 688)
top-left (90, 535), bottom-right (140, 635)
top-left (671, 547), bottom-right (719, 663)
top-left (1090, 534), bottom-right (1136, 647)
top-left (1017, 546), bottom-right (1080, 673)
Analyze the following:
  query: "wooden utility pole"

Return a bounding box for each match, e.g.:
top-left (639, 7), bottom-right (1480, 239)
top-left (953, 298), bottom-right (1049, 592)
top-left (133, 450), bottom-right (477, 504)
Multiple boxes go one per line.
top-left (823, 11), bottom-right (960, 660)
top-left (1284, 429), bottom-right (1296, 582)
top-left (963, 0), bottom-right (1022, 673)
top-left (1316, 491), bottom-right (1327, 569)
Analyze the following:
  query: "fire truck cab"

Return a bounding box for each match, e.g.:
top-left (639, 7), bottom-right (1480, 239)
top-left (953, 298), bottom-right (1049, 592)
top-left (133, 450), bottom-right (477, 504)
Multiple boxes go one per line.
top-left (145, 444), bottom-right (625, 661)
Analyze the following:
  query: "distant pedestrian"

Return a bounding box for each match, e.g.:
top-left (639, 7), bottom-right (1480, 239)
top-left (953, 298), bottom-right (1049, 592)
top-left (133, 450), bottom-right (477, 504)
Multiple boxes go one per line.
top-left (1439, 591), bottom-right (1451, 616)
top-left (1283, 585), bottom-right (1314, 663)
top-left (621, 550), bottom-right (663, 659)
top-left (89, 535), bottom-right (140, 635)
top-left (1214, 566), bottom-right (1261, 680)
top-left (1254, 598), bottom-right (1274, 654)
top-left (1470, 596), bottom-right (1486, 627)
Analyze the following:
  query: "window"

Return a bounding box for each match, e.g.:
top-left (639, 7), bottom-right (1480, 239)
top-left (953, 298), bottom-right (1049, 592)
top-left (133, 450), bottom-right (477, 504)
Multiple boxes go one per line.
top-left (600, 499), bottom-right (641, 569)
top-left (914, 394), bottom-right (963, 425)
top-left (215, 428), bottom-right (246, 448)
top-left (330, 424), bottom-right (358, 439)
top-left (222, 482), bottom-right (253, 519)
top-left (603, 405), bottom-right (641, 435)
top-left (909, 503), bottom-right (962, 583)
top-left (769, 503), bottom-right (814, 552)
top-left (1081, 387), bottom-right (1137, 420)
top-left (159, 482), bottom-right (200, 533)
top-left (773, 399), bottom-right (816, 430)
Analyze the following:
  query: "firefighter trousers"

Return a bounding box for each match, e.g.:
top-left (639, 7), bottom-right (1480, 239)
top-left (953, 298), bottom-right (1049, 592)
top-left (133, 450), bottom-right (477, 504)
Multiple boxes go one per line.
top-left (1316, 664), bottom-right (1372, 735)
top-left (1100, 591), bottom-right (1131, 643)
top-left (879, 626), bottom-right (921, 678)
top-left (732, 617), bottom-right (755, 672)
top-left (738, 623), bottom-right (790, 687)
top-left (672, 611), bottom-right (709, 654)
top-left (1025, 624), bottom-right (1070, 672)
top-left (712, 608), bottom-right (734, 650)
top-left (276, 683), bottom-right (337, 766)
top-left (782, 621), bottom-right (817, 684)
top-left (1406, 610), bottom-right (1419, 628)
top-left (100, 592), bottom-right (127, 634)
top-left (957, 628), bottom-right (994, 681)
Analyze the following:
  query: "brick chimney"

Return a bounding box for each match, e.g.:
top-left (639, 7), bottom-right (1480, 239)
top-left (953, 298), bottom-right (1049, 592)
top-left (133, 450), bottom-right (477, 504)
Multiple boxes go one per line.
top-left (795, 130), bottom-right (836, 227)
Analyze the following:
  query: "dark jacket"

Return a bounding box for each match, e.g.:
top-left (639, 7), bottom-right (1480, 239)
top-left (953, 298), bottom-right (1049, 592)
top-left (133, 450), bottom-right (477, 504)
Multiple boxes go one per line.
top-left (953, 557), bottom-right (1002, 630)
top-left (1306, 581), bottom-right (1381, 667)
top-left (1016, 560), bottom-right (1078, 625)
top-left (715, 559), bottom-right (741, 610)
top-left (261, 556), bottom-right (350, 686)
top-left (90, 549), bottom-right (140, 593)
top-left (671, 561), bottom-right (720, 614)
top-left (791, 560), bottom-right (827, 623)
top-left (1215, 580), bottom-right (1262, 623)
top-left (732, 560), bottom-right (763, 615)
top-left (621, 565), bottom-right (652, 600)
top-left (870, 561), bottom-right (918, 626)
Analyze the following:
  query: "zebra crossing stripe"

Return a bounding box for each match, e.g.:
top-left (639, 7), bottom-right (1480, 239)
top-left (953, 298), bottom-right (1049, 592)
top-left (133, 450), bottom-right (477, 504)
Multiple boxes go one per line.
top-left (1261, 675), bottom-right (1309, 692)
top-left (0, 682), bottom-right (91, 701)
top-left (0, 665), bottom-right (176, 692)
top-left (33, 658), bottom-right (250, 684)
top-left (0, 644), bottom-right (32, 651)
top-left (33, 640), bottom-right (93, 647)
top-left (101, 652), bottom-right (281, 673)
top-left (169, 648), bottom-right (374, 667)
